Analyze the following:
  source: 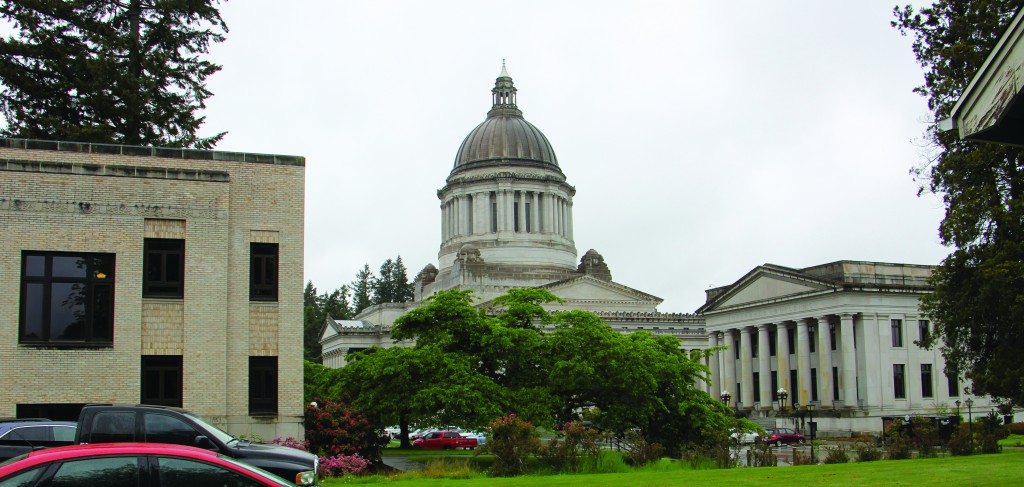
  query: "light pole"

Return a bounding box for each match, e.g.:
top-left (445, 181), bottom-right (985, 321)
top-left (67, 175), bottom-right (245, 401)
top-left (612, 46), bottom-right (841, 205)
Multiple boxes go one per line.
top-left (955, 399), bottom-right (961, 419)
top-left (777, 388), bottom-right (789, 412)
top-left (806, 403), bottom-right (816, 464)
top-left (966, 397), bottom-right (974, 451)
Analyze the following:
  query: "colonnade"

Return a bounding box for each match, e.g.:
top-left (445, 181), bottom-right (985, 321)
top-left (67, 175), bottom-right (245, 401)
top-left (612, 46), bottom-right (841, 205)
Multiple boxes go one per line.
top-left (707, 313), bottom-right (858, 410)
top-left (441, 189), bottom-right (573, 241)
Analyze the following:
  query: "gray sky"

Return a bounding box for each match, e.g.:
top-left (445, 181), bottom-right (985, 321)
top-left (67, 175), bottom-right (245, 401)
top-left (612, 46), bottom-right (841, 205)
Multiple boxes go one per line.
top-left (200, 0), bottom-right (947, 313)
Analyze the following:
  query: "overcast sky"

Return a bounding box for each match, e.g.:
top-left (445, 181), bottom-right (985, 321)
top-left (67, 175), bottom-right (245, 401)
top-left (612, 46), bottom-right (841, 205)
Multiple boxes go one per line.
top-left (199, 0), bottom-right (947, 313)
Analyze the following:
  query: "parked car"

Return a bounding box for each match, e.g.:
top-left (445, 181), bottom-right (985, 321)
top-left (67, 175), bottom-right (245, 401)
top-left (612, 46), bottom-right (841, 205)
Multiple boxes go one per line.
top-left (0, 443), bottom-right (304, 486)
top-left (729, 428), bottom-right (761, 445)
top-left (0, 419), bottom-right (77, 462)
top-left (763, 427), bottom-right (805, 446)
top-left (383, 426), bottom-right (401, 439)
top-left (460, 430), bottom-right (488, 445)
top-left (0, 419), bottom-right (77, 442)
top-left (412, 431), bottom-right (477, 450)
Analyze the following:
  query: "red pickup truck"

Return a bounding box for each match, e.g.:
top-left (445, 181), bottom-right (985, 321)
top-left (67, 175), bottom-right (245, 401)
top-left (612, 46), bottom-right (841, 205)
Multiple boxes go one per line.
top-left (412, 430), bottom-right (478, 450)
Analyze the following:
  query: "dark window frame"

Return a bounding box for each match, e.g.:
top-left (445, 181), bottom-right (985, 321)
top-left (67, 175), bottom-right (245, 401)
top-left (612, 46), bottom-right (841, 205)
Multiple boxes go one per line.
top-left (249, 356), bottom-right (278, 416)
top-left (894, 364), bottom-right (907, 399)
top-left (141, 355), bottom-right (183, 407)
top-left (143, 239), bottom-right (184, 298)
top-left (249, 243), bottom-right (279, 301)
top-left (891, 319), bottom-right (904, 347)
top-left (921, 364), bottom-right (934, 398)
top-left (20, 251), bottom-right (116, 346)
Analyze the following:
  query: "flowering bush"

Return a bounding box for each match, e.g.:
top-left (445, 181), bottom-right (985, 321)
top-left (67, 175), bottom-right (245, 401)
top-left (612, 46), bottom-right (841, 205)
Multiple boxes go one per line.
top-left (271, 436), bottom-right (309, 451)
top-left (480, 413), bottom-right (540, 476)
top-left (538, 421), bottom-right (603, 472)
top-left (318, 453), bottom-right (370, 477)
top-left (304, 399), bottom-right (388, 462)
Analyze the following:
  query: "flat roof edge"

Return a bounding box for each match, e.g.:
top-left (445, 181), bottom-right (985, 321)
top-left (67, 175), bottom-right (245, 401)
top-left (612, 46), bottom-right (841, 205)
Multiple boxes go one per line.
top-left (0, 138), bottom-right (305, 167)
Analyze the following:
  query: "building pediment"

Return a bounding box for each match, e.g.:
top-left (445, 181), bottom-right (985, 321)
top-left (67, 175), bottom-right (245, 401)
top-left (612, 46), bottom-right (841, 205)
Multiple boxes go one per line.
top-left (700, 266), bottom-right (835, 313)
top-left (541, 275), bottom-right (663, 304)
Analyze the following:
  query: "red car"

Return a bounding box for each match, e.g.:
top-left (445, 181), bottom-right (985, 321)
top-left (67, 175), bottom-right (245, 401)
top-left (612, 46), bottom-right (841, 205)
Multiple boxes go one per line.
top-left (412, 431), bottom-right (478, 450)
top-left (0, 442), bottom-right (309, 486)
top-left (763, 427), bottom-right (806, 447)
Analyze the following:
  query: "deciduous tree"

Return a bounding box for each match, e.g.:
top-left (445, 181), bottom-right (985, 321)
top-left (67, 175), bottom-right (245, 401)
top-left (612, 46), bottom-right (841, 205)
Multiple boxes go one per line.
top-left (893, 0), bottom-right (1024, 406)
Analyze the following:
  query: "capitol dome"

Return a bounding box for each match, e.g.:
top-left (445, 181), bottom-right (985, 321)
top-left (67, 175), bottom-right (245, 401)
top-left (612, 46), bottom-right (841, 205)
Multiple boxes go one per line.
top-left (452, 64), bottom-right (559, 174)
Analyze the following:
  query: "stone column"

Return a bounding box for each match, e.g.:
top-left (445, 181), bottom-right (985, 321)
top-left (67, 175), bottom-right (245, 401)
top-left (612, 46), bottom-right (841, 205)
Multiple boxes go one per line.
top-left (531, 192), bottom-right (539, 233)
top-left (840, 312), bottom-right (858, 407)
top-left (817, 316), bottom-right (834, 408)
top-left (517, 191), bottom-right (526, 233)
top-left (722, 330), bottom-right (736, 405)
top-left (567, 200), bottom-right (574, 239)
top-left (475, 192), bottom-right (487, 235)
top-left (776, 322), bottom-right (791, 408)
top-left (740, 327), bottom-right (754, 408)
top-left (504, 190), bottom-right (514, 233)
top-left (442, 201), bottom-right (449, 241)
top-left (796, 318), bottom-right (812, 406)
top-left (708, 332), bottom-right (721, 399)
top-left (860, 313), bottom-right (884, 409)
top-left (758, 324), bottom-right (771, 411)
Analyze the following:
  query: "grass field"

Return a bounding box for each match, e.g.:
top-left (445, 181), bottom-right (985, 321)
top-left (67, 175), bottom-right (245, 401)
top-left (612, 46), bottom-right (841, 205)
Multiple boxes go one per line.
top-left (321, 447), bottom-right (1024, 486)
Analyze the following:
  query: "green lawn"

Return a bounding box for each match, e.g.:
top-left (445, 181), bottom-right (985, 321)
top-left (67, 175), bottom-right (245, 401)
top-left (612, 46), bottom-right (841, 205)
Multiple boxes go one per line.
top-left (998, 434), bottom-right (1023, 447)
top-left (323, 448), bottom-right (1024, 486)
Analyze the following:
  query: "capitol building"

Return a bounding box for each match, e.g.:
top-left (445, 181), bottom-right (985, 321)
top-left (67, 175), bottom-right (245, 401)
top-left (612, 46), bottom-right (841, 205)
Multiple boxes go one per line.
top-left (320, 65), bottom-right (998, 435)
top-left (320, 65), bottom-right (706, 365)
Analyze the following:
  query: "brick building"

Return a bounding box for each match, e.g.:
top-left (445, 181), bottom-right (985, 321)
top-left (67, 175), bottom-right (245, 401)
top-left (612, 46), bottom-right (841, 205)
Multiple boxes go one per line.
top-left (0, 138), bottom-right (305, 440)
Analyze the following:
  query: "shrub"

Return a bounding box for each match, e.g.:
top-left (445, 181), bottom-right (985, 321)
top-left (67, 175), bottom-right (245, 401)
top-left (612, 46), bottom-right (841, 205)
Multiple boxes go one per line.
top-left (580, 450), bottom-right (631, 474)
top-left (537, 421), bottom-right (603, 473)
top-left (791, 448), bottom-right (815, 465)
top-left (822, 444), bottom-right (850, 464)
top-left (304, 399), bottom-right (388, 462)
top-left (318, 453), bottom-right (369, 477)
top-left (480, 413), bottom-right (541, 477)
top-left (681, 429), bottom-right (736, 469)
top-left (947, 426), bottom-right (973, 456)
top-left (1007, 422), bottom-right (1024, 435)
top-left (853, 441), bottom-right (882, 462)
top-left (621, 430), bottom-right (663, 467)
top-left (887, 435), bottom-right (913, 460)
top-left (746, 440), bottom-right (777, 467)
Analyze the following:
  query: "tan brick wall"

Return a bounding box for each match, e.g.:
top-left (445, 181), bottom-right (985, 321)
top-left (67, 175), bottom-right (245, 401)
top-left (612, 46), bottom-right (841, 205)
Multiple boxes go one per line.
top-left (0, 141), bottom-right (305, 439)
top-left (142, 301), bottom-right (185, 355)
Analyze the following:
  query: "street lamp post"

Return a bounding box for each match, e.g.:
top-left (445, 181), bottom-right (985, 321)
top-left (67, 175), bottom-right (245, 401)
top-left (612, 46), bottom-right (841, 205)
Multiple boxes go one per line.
top-left (806, 403), bottom-right (816, 464)
top-left (966, 397), bottom-right (974, 451)
top-left (955, 399), bottom-right (961, 419)
top-left (777, 388), bottom-right (789, 412)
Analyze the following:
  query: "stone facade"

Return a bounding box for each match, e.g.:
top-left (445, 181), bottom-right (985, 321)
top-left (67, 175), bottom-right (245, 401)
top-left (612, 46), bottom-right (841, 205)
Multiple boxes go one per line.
top-left (0, 138), bottom-right (305, 440)
top-left (698, 261), bottom-right (996, 436)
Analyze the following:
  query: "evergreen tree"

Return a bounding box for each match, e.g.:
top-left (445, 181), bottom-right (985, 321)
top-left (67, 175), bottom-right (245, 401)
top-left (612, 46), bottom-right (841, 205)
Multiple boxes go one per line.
top-left (391, 256), bottom-right (415, 303)
top-left (894, 0), bottom-right (1024, 406)
top-left (351, 264), bottom-right (374, 315)
top-left (0, 0), bottom-right (227, 148)
top-left (371, 258), bottom-right (396, 305)
top-left (303, 281), bottom-right (323, 361)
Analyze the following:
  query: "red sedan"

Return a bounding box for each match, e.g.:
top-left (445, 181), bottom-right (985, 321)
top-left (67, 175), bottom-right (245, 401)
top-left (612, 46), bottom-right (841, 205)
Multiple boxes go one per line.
top-left (763, 427), bottom-right (806, 447)
top-left (0, 443), bottom-right (308, 486)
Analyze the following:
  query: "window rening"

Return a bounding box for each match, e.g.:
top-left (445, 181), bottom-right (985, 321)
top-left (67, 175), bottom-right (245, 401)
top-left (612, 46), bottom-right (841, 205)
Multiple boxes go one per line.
top-left (142, 355), bottom-right (183, 407)
top-left (894, 364), bottom-right (907, 399)
top-left (20, 251), bottom-right (115, 345)
top-left (921, 364), bottom-right (934, 398)
top-left (249, 356), bottom-right (278, 416)
top-left (144, 238), bottom-right (184, 298)
top-left (249, 243), bottom-right (278, 301)
top-left (891, 319), bottom-right (904, 347)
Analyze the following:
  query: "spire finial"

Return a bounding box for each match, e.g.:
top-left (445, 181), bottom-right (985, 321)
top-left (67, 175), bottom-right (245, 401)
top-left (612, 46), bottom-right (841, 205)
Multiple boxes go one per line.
top-left (499, 59), bottom-right (510, 79)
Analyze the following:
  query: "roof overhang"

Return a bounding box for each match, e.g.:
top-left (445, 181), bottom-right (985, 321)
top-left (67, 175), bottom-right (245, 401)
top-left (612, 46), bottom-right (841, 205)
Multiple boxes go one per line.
top-left (945, 8), bottom-right (1024, 145)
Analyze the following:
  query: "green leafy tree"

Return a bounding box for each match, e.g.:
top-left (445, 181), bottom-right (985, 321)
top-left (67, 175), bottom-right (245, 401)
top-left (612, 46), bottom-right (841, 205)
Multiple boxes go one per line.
top-left (894, 0), bottom-right (1024, 406)
top-left (0, 0), bottom-right (227, 148)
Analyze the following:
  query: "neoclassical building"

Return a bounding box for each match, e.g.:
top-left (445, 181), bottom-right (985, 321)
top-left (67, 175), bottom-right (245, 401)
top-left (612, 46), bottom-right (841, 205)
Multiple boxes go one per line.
top-left (320, 66), bottom-right (705, 367)
top-left (698, 261), bottom-right (995, 434)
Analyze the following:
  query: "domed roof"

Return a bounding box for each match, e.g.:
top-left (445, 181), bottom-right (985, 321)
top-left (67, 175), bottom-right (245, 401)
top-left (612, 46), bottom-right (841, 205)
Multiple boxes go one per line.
top-left (452, 64), bottom-right (559, 173)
